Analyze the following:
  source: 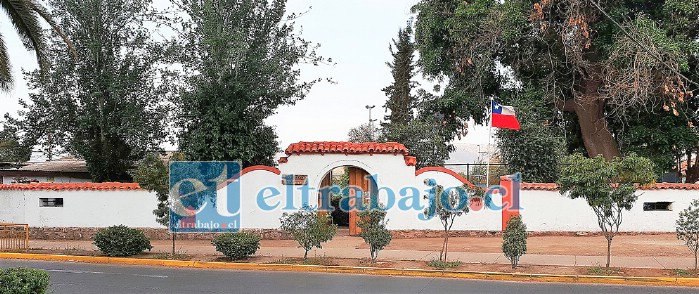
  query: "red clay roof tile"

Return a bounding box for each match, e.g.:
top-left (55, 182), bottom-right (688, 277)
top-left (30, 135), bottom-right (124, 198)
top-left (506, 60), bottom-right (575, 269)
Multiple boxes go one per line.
top-left (404, 156), bottom-right (417, 166)
top-left (285, 141), bottom-right (409, 156)
top-left (521, 183), bottom-right (699, 191)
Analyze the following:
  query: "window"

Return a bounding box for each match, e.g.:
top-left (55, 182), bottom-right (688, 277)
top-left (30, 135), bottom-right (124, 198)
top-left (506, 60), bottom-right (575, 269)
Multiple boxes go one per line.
top-left (39, 198), bottom-right (64, 207)
top-left (643, 202), bottom-right (672, 211)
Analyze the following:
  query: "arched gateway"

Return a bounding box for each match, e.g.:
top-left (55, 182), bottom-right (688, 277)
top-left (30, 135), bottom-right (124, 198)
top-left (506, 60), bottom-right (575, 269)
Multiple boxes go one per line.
top-left (230, 141), bottom-right (508, 235)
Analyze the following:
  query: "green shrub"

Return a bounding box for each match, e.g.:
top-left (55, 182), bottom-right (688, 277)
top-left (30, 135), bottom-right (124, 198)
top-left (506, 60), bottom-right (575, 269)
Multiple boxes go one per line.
top-left (357, 207), bottom-right (392, 262)
top-left (211, 232), bottom-right (261, 260)
top-left (0, 268), bottom-right (50, 294)
top-left (502, 215), bottom-right (528, 269)
top-left (93, 225), bottom-right (153, 256)
top-left (676, 199), bottom-right (699, 270)
top-left (427, 259), bottom-right (462, 269)
top-left (280, 205), bottom-right (337, 260)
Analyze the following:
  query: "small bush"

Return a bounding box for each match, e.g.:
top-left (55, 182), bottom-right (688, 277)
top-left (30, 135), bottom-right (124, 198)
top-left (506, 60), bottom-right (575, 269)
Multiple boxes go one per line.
top-left (212, 232), bottom-right (261, 260)
top-left (93, 225), bottom-right (153, 256)
top-left (280, 205), bottom-right (337, 260)
top-left (0, 268), bottom-right (50, 294)
top-left (357, 207), bottom-right (392, 262)
top-left (676, 199), bottom-right (699, 270)
top-left (502, 215), bottom-right (527, 269)
top-left (428, 259), bottom-right (462, 269)
top-left (587, 265), bottom-right (622, 276)
top-left (673, 269), bottom-right (697, 278)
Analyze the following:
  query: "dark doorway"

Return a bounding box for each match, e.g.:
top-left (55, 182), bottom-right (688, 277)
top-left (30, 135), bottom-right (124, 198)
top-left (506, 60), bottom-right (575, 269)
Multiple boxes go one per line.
top-left (318, 166), bottom-right (374, 236)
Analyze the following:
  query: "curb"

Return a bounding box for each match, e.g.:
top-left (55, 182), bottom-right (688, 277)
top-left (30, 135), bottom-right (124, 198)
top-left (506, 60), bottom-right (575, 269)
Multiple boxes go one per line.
top-left (1, 253), bottom-right (698, 287)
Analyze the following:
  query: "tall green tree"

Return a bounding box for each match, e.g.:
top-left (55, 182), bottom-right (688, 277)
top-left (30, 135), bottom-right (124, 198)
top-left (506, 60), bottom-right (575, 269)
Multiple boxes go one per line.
top-left (412, 0), bottom-right (699, 160)
top-left (347, 123), bottom-right (380, 142)
top-left (616, 107), bottom-right (698, 178)
top-left (380, 24), bottom-right (452, 167)
top-left (0, 123), bottom-right (31, 165)
top-left (558, 153), bottom-right (655, 267)
top-left (497, 87), bottom-right (565, 182)
top-left (10, 0), bottom-right (170, 182)
top-left (175, 0), bottom-right (329, 166)
top-left (383, 118), bottom-right (453, 168)
top-left (0, 0), bottom-right (74, 91)
top-left (382, 23), bottom-right (418, 126)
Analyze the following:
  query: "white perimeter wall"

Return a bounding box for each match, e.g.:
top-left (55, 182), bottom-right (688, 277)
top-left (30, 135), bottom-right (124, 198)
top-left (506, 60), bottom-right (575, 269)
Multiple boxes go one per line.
top-left (0, 189), bottom-right (160, 228)
top-left (234, 155), bottom-right (502, 231)
top-left (521, 189), bottom-right (699, 232)
top-left (3, 158), bottom-right (699, 233)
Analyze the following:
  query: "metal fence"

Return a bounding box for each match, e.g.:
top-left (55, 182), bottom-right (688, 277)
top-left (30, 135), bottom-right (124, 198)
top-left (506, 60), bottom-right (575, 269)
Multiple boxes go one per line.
top-left (444, 163), bottom-right (509, 187)
top-left (0, 223), bottom-right (29, 251)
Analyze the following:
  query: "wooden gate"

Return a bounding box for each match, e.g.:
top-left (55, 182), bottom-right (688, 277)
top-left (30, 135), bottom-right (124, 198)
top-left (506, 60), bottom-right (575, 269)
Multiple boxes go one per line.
top-left (318, 167), bottom-right (373, 236)
top-left (347, 167), bottom-right (371, 236)
top-left (0, 223), bottom-right (29, 252)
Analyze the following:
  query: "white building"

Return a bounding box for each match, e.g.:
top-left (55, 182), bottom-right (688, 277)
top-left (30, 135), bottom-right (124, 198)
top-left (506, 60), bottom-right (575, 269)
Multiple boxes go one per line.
top-left (1, 142), bottom-right (698, 237)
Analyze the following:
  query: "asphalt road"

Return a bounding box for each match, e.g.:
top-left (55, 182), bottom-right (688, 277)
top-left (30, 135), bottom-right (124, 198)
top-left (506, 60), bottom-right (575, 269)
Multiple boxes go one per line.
top-left (1, 259), bottom-right (697, 294)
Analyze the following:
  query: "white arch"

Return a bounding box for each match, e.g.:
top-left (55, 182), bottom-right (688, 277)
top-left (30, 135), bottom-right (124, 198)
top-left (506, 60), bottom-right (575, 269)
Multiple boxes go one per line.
top-left (310, 159), bottom-right (383, 191)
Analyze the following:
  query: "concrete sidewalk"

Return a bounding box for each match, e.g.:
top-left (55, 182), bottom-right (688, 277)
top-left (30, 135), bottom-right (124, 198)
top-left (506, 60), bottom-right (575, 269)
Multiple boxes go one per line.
top-left (27, 233), bottom-right (698, 270)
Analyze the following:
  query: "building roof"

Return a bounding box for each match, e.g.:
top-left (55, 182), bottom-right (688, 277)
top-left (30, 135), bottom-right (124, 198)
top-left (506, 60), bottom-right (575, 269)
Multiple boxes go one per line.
top-left (0, 182), bottom-right (141, 191)
top-left (0, 156), bottom-right (88, 173)
top-left (285, 141), bottom-right (410, 156)
top-left (521, 183), bottom-right (699, 191)
top-left (15, 160), bottom-right (87, 173)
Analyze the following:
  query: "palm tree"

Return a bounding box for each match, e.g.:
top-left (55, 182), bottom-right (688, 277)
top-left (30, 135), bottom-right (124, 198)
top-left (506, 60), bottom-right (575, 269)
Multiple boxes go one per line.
top-left (0, 0), bottom-right (74, 91)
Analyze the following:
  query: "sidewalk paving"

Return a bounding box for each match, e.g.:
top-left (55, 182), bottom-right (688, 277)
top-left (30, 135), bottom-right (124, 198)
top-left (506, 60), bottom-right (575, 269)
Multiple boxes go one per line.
top-left (26, 233), bottom-right (699, 270)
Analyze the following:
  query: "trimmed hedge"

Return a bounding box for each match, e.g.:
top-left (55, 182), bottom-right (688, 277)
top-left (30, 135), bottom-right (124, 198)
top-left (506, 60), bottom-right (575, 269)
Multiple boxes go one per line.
top-left (212, 232), bottom-right (261, 260)
top-left (93, 225), bottom-right (153, 256)
top-left (0, 268), bottom-right (50, 294)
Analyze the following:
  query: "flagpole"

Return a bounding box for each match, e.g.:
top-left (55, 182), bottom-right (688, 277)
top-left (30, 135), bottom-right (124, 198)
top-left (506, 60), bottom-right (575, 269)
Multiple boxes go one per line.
top-left (486, 96), bottom-right (493, 188)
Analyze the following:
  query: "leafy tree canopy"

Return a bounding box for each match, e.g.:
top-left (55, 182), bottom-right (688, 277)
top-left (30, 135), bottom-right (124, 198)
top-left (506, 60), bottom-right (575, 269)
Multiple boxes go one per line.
top-left (348, 123), bottom-right (381, 143)
top-left (0, 124), bottom-right (31, 165)
top-left (412, 0), bottom-right (699, 162)
top-left (558, 152), bottom-right (655, 267)
top-left (175, 0), bottom-right (330, 166)
top-left (379, 23), bottom-right (453, 168)
top-left (497, 87), bottom-right (565, 182)
top-left (9, 0), bottom-right (171, 182)
top-left (0, 0), bottom-right (75, 90)
top-left (130, 152), bottom-right (185, 227)
top-left (382, 22), bottom-right (418, 126)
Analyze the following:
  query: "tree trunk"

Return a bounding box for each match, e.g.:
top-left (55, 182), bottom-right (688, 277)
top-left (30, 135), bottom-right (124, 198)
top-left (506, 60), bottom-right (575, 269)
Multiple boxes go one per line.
top-left (686, 152), bottom-right (699, 183)
top-left (694, 250), bottom-right (697, 270)
top-left (172, 232), bottom-right (176, 257)
top-left (444, 233), bottom-right (449, 261)
top-left (606, 238), bottom-right (612, 268)
top-left (574, 96), bottom-right (621, 160)
top-left (304, 250), bottom-right (308, 260)
top-left (441, 228), bottom-right (449, 261)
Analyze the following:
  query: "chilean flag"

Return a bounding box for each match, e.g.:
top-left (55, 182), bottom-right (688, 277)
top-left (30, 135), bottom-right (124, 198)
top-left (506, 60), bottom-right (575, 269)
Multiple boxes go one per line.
top-left (491, 100), bottom-right (521, 130)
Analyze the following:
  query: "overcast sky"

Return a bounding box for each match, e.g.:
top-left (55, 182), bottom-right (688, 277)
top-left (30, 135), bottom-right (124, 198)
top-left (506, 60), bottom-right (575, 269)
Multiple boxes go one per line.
top-left (0, 0), bottom-right (491, 154)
